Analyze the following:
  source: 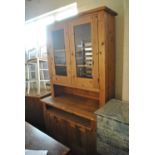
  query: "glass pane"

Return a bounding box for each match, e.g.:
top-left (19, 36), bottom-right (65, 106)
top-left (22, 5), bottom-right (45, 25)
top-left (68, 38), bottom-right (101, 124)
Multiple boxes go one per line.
top-left (40, 70), bottom-right (49, 80)
top-left (52, 29), bottom-right (67, 76)
top-left (39, 61), bottom-right (48, 69)
top-left (55, 66), bottom-right (67, 75)
top-left (28, 64), bottom-right (37, 80)
top-left (74, 23), bottom-right (93, 78)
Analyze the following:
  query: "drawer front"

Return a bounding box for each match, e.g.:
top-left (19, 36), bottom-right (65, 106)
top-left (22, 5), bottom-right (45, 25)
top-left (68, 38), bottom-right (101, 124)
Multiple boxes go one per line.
top-left (44, 108), bottom-right (96, 155)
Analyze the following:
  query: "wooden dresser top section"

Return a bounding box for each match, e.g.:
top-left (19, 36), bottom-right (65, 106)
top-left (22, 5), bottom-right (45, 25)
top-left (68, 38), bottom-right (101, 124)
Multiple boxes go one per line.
top-left (41, 94), bottom-right (99, 121)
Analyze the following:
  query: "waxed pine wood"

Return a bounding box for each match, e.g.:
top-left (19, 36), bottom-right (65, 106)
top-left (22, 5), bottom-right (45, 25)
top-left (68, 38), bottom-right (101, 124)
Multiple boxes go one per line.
top-left (41, 95), bottom-right (97, 155)
top-left (45, 6), bottom-right (117, 155)
top-left (47, 7), bottom-right (117, 106)
top-left (98, 11), bottom-right (116, 106)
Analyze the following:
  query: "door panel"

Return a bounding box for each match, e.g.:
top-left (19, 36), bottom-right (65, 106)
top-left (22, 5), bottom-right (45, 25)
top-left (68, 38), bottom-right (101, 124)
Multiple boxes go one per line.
top-left (74, 23), bottom-right (93, 79)
top-left (69, 15), bottom-right (99, 90)
top-left (52, 29), bottom-right (67, 76)
top-left (47, 23), bottom-right (71, 85)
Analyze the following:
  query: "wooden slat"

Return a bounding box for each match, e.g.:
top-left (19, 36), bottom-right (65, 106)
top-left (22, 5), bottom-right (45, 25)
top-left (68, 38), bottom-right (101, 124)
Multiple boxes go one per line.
top-left (108, 14), bottom-right (115, 99)
top-left (103, 12), bottom-right (116, 101)
top-left (92, 14), bottom-right (99, 89)
top-left (97, 11), bottom-right (116, 106)
top-left (98, 11), bottom-right (106, 106)
top-left (104, 12), bottom-right (109, 103)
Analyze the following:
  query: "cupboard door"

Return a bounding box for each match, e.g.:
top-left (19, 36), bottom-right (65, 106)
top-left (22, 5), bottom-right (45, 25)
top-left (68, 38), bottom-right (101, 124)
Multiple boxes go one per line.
top-left (69, 15), bottom-right (99, 90)
top-left (47, 23), bottom-right (71, 85)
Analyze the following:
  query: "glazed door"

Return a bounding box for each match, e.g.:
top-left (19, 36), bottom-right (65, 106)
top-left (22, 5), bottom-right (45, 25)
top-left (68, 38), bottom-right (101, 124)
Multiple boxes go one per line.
top-left (47, 23), bottom-right (71, 85)
top-left (69, 15), bottom-right (99, 90)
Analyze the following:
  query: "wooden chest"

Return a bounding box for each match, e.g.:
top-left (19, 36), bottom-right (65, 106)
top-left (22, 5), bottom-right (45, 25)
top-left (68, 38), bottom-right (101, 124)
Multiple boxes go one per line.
top-left (95, 99), bottom-right (129, 155)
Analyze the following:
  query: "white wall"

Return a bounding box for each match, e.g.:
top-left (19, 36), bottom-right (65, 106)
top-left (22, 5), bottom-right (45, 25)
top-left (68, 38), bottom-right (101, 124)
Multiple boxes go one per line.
top-left (25, 0), bottom-right (75, 20)
top-left (25, 0), bottom-right (129, 101)
top-left (122, 0), bottom-right (129, 101)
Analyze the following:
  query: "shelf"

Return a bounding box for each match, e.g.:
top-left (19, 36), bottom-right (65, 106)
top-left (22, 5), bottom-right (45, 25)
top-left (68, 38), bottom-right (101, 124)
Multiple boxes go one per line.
top-left (85, 57), bottom-right (92, 60)
top-left (77, 42), bottom-right (92, 48)
top-left (84, 42), bottom-right (92, 46)
top-left (77, 65), bottom-right (92, 68)
top-left (55, 64), bottom-right (66, 67)
top-left (84, 47), bottom-right (92, 51)
top-left (76, 51), bottom-right (92, 53)
top-left (41, 94), bottom-right (99, 122)
top-left (85, 53), bottom-right (92, 56)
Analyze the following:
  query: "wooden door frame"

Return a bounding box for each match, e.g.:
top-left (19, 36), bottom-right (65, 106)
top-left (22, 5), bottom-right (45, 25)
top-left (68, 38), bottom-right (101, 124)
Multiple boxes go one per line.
top-left (47, 22), bottom-right (71, 86)
top-left (69, 14), bottom-right (99, 91)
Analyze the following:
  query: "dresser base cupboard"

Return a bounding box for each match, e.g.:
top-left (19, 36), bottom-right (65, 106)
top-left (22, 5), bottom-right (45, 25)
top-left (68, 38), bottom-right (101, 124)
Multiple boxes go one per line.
top-left (45, 6), bottom-right (117, 155)
top-left (41, 95), bottom-right (97, 155)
